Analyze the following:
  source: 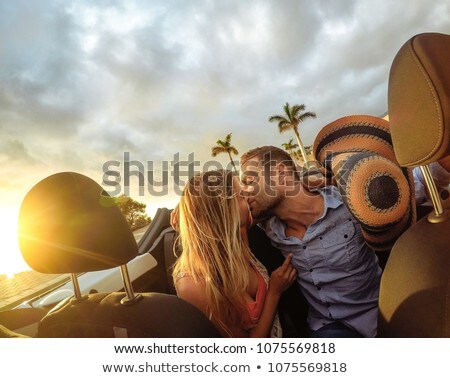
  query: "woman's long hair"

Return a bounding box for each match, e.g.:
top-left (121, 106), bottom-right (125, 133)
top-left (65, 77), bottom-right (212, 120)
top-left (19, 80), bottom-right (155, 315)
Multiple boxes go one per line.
top-left (172, 169), bottom-right (254, 335)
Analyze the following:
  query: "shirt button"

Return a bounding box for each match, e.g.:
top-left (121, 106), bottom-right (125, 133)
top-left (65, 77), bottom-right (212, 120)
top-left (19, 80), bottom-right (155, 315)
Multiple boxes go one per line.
top-left (317, 287), bottom-right (321, 291)
top-left (302, 246), bottom-right (306, 249)
top-left (344, 234), bottom-right (348, 238)
top-left (319, 236), bottom-right (323, 240)
top-left (309, 269), bottom-right (313, 273)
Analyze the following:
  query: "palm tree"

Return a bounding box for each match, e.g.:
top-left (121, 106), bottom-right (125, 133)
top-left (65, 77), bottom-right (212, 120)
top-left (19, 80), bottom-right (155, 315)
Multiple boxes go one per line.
top-left (211, 133), bottom-right (239, 174)
top-left (304, 145), bottom-right (313, 159)
top-left (281, 138), bottom-right (299, 160)
top-left (268, 102), bottom-right (316, 167)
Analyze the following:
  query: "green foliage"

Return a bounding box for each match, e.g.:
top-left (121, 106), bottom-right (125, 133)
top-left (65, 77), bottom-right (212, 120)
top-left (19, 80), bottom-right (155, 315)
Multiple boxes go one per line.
top-left (269, 102), bottom-right (316, 163)
top-left (113, 194), bottom-right (151, 231)
top-left (281, 137), bottom-right (299, 152)
top-left (211, 133), bottom-right (239, 173)
top-left (295, 145), bottom-right (313, 162)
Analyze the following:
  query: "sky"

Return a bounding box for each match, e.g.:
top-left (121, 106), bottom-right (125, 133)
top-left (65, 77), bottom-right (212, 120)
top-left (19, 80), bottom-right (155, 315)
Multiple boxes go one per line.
top-left (1, 0), bottom-right (450, 275)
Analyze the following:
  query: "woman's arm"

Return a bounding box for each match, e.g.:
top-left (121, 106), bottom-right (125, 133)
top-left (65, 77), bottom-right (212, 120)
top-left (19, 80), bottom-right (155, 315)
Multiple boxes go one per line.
top-left (175, 276), bottom-right (209, 315)
top-left (249, 254), bottom-right (297, 338)
top-left (176, 277), bottom-right (241, 337)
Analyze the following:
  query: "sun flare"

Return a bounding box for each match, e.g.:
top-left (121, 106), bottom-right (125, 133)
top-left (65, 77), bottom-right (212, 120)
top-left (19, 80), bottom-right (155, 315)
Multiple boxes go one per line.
top-left (0, 207), bottom-right (30, 276)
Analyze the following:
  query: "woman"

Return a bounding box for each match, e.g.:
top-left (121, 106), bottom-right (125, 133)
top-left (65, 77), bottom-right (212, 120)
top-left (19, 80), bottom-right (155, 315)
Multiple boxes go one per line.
top-left (172, 169), bottom-right (296, 337)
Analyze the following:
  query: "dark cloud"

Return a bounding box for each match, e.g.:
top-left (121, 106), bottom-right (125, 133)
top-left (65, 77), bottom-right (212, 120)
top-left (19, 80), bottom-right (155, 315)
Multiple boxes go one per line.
top-left (0, 1), bottom-right (91, 137)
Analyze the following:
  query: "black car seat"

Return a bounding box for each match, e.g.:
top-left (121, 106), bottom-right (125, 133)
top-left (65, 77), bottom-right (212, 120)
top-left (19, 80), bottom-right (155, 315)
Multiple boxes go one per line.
top-left (378, 32), bottom-right (450, 337)
top-left (135, 208), bottom-right (177, 294)
top-left (18, 172), bottom-right (221, 338)
top-left (0, 307), bottom-right (49, 337)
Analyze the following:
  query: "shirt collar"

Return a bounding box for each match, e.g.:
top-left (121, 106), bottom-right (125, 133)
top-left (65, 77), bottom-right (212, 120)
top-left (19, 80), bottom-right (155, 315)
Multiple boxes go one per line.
top-left (264, 186), bottom-right (343, 241)
top-left (316, 186), bottom-right (342, 221)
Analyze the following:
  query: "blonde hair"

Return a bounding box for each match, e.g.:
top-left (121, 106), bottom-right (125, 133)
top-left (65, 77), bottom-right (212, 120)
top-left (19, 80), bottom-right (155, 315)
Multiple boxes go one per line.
top-left (172, 170), bottom-right (255, 335)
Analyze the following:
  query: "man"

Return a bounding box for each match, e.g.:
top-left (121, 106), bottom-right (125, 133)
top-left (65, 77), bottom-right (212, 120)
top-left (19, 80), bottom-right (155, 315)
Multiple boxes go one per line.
top-left (240, 146), bottom-right (450, 338)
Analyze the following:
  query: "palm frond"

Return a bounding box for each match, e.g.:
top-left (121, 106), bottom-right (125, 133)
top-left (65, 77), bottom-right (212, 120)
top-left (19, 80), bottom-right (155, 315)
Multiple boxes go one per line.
top-left (282, 143), bottom-right (298, 152)
top-left (278, 121), bottom-right (294, 133)
top-left (290, 104), bottom-right (306, 117)
top-left (216, 139), bottom-right (227, 148)
top-left (211, 146), bottom-right (225, 157)
top-left (229, 147), bottom-right (239, 155)
top-left (268, 115), bottom-right (288, 123)
top-left (283, 102), bottom-right (291, 121)
top-left (304, 145), bottom-right (313, 155)
top-left (212, 133), bottom-right (238, 158)
top-left (288, 138), bottom-right (298, 149)
top-left (298, 111), bottom-right (317, 122)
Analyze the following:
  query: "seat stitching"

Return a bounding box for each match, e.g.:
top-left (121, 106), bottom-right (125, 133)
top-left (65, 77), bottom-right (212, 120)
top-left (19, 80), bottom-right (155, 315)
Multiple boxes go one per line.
top-left (406, 41), bottom-right (443, 165)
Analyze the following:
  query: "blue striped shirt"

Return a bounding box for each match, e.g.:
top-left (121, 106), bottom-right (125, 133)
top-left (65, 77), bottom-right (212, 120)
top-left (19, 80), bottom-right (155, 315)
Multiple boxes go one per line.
top-left (261, 186), bottom-right (382, 337)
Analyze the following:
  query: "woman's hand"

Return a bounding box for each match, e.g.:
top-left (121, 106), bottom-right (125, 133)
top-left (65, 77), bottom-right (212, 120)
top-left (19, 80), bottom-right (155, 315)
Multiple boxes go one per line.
top-left (248, 254), bottom-right (297, 337)
top-left (268, 254), bottom-right (297, 295)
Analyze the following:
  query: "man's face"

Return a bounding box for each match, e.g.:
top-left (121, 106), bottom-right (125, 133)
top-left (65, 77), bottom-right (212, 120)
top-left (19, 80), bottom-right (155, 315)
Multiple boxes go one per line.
top-left (240, 157), bottom-right (283, 219)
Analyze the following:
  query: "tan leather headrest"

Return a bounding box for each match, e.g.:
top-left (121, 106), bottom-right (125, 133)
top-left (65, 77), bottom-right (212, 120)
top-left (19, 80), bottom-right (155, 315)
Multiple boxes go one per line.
top-left (388, 32), bottom-right (450, 167)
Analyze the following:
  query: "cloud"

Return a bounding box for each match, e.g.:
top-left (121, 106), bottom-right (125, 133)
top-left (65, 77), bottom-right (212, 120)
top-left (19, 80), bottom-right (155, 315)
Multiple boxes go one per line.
top-left (1, 0), bottom-right (450, 211)
top-left (0, 139), bottom-right (39, 165)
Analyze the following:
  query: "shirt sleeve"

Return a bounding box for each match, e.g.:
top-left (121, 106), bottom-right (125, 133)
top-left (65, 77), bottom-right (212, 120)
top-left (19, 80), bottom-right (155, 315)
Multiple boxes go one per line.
top-left (413, 162), bottom-right (450, 205)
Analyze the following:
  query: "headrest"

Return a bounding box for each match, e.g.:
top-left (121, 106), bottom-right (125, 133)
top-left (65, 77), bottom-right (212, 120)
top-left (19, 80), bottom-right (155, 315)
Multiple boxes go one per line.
top-left (388, 32), bottom-right (450, 167)
top-left (313, 115), bottom-right (416, 251)
top-left (18, 172), bottom-right (138, 274)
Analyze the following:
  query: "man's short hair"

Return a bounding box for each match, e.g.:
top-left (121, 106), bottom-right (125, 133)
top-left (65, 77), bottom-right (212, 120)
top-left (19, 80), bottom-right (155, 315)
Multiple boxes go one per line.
top-left (240, 145), bottom-right (299, 179)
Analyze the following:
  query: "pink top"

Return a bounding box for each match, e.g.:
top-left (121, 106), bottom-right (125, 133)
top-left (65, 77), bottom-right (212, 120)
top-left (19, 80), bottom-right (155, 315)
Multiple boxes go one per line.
top-left (244, 268), bottom-right (267, 329)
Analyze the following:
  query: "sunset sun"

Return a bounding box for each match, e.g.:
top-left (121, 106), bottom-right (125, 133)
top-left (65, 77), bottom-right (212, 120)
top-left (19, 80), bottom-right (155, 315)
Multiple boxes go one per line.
top-left (0, 207), bottom-right (29, 277)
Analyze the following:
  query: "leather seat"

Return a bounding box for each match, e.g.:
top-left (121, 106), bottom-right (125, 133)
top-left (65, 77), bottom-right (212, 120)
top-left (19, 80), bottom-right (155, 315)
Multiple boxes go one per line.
top-left (18, 172), bottom-right (221, 338)
top-left (378, 32), bottom-right (450, 337)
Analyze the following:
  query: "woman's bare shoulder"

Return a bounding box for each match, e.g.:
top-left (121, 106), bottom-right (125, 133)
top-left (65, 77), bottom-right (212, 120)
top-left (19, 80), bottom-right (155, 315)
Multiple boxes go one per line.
top-left (175, 275), bottom-right (208, 311)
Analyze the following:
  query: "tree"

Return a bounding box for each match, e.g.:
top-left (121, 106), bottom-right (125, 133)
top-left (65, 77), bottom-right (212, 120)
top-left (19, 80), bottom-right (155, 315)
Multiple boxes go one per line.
top-left (211, 133), bottom-right (239, 174)
top-left (304, 145), bottom-right (313, 158)
top-left (296, 145), bottom-right (313, 162)
top-left (268, 102), bottom-right (316, 167)
top-left (281, 138), bottom-right (299, 160)
top-left (114, 195), bottom-right (151, 231)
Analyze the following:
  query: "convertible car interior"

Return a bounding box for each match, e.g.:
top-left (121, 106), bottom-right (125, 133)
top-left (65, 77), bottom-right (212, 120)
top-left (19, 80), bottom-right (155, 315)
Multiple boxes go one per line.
top-left (0, 32), bottom-right (449, 338)
top-left (378, 32), bottom-right (450, 337)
